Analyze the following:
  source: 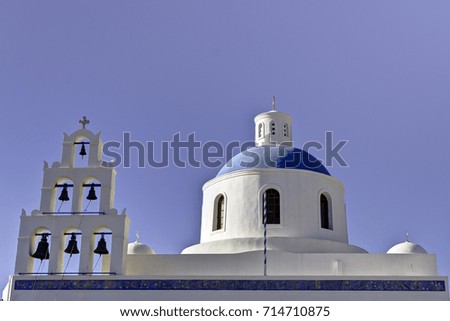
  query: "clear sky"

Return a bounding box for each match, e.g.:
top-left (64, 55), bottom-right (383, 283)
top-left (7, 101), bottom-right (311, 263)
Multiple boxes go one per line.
top-left (1, 1), bottom-right (449, 287)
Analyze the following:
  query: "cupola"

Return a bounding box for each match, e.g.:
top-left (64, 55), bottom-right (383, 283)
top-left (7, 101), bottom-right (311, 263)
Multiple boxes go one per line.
top-left (254, 97), bottom-right (293, 147)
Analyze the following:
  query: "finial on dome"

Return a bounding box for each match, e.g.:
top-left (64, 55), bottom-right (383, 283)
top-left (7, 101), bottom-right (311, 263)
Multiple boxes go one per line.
top-left (136, 230), bottom-right (140, 242)
top-left (405, 231), bottom-right (409, 242)
top-left (272, 96), bottom-right (276, 111)
top-left (79, 116), bottom-right (90, 129)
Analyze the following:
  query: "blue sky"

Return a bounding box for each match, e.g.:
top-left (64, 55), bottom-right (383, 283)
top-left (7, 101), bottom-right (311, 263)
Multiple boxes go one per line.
top-left (1, 1), bottom-right (449, 286)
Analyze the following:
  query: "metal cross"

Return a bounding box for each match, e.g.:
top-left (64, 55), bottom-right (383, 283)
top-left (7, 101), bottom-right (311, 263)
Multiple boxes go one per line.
top-left (79, 116), bottom-right (90, 129)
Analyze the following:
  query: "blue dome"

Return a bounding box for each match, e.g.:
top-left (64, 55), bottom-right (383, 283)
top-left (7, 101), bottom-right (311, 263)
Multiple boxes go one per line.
top-left (216, 146), bottom-right (330, 177)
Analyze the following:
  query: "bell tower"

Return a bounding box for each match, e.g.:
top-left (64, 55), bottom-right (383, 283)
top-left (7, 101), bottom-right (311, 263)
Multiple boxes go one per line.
top-left (14, 116), bottom-right (130, 276)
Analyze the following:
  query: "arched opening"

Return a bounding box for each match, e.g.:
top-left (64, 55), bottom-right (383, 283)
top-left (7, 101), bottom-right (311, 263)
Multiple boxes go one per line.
top-left (92, 228), bottom-right (112, 274)
top-left (73, 137), bottom-right (90, 168)
top-left (213, 194), bottom-right (225, 231)
top-left (53, 178), bottom-right (74, 213)
top-left (258, 123), bottom-right (264, 138)
top-left (283, 123), bottom-right (289, 137)
top-left (62, 228), bottom-right (82, 274)
top-left (81, 178), bottom-right (101, 213)
top-left (30, 228), bottom-right (51, 274)
top-left (263, 189), bottom-right (280, 224)
top-left (320, 193), bottom-right (333, 230)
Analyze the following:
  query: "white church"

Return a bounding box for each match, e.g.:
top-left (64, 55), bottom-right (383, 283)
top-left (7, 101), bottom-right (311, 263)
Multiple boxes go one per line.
top-left (2, 107), bottom-right (448, 300)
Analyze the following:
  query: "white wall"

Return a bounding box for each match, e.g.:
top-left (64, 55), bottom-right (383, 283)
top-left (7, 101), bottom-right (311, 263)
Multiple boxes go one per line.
top-left (187, 169), bottom-right (360, 254)
top-left (125, 251), bottom-right (438, 276)
top-left (14, 214), bottom-right (129, 275)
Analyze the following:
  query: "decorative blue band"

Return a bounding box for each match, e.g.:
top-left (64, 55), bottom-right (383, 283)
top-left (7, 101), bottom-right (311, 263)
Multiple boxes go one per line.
top-left (14, 279), bottom-right (446, 292)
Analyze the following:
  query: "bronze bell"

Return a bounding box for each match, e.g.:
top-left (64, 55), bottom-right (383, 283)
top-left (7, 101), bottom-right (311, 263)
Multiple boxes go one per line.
top-left (94, 234), bottom-right (109, 255)
top-left (31, 234), bottom-right (50, 260)
top-left (64, 233), bottom-right (80, 256)
top-left (86, 184), bottom-right (97, 201)
top-left (79, 142), bottom-right (87, 158)
top-left (58, 184), bottom-right (70, 201)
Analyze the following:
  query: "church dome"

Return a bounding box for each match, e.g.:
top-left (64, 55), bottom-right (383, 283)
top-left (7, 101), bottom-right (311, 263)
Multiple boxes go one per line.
top-left (217, 146), bottom-right (330, 177)
top-left (127, 241), bottom-right (156, 255)
top-left (387, 241), bottom-right (427, 254)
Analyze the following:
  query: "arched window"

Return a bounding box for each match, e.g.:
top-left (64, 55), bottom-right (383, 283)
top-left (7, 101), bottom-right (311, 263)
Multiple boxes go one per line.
top-left (213, 195), bottom-right (225, 231)
top-left (283, 123), bottom-right (289, 137)
top-left (320, 193), bottom-right (333, 230)
top-left (263, 189), bottom-right (280, 224)
top-left (258, 123), bottom-right (264, 138)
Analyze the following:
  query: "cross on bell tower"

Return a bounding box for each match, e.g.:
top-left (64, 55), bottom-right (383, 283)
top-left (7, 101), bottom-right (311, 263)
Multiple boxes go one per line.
top-left (79, 116), bottom-right (90, 129)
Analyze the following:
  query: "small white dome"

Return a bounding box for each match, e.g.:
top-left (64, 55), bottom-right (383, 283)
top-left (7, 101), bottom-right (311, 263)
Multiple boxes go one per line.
top-left (387, 241), bottom-right (427, 254)
top-left (127, 241), bottom-right (156, 255)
